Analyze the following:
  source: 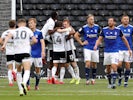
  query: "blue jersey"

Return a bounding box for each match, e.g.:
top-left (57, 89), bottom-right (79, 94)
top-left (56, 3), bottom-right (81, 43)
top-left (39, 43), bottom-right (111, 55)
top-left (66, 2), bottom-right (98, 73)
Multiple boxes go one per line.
top-left (31, 29), bottom-right (43, 58)
top-left (117, 24), bottom-right (133, 50)
top-left (100, 27), bottom-right (123, 52)
top-left (78, 24), bottom-right (100, 50)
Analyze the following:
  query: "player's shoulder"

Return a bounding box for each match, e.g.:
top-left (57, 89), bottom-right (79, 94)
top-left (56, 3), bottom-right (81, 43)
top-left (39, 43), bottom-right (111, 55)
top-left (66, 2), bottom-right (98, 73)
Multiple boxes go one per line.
top-left (102, 26), bottom-right (109, 30)
top-left (115, 27), bottom-right (121, 30)
top-left (94, 24), bottom-right (100, 27)
top-left (128, 24), bottom-right (133, 28)
top-left (82, 24), bottom-right (88, 28)
top-left (117, 24), bottom-right (122, 28)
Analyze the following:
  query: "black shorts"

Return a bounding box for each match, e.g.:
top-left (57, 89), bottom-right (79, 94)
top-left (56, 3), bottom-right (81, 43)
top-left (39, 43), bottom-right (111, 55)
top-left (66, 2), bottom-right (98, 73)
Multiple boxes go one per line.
top-left (53, 52), bottom-right (66, 63)
top-left (15, 53), bottom-right (30, 63)
top-left (6, 55), bottom-right (15, 62)
top-left (47, 50), bottom-right (53, 62)
top-left (67, 50), bottom-right (78, 63)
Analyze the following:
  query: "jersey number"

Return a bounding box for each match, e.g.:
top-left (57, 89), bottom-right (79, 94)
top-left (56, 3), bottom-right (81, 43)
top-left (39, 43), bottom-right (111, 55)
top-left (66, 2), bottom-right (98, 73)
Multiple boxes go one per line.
top-left (15, 30), bottom-right (27, 39)
top-left (53, 36), bottom-right (62, 44)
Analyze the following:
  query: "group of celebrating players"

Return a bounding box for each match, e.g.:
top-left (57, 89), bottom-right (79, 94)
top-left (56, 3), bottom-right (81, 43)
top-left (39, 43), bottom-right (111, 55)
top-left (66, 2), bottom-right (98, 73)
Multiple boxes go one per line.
top-left (0, 11), bottom-right (133, 96)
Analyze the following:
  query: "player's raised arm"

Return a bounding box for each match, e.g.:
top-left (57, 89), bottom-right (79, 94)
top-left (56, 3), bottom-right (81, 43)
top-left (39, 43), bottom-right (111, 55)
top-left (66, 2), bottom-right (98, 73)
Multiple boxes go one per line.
top-left (1, 33), bottom-right (13, 51)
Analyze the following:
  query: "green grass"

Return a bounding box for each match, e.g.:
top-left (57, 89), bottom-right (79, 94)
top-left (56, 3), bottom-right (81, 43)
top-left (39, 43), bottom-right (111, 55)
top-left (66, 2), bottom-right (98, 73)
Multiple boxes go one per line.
top-left (0, 78), bottom-right (133, 100)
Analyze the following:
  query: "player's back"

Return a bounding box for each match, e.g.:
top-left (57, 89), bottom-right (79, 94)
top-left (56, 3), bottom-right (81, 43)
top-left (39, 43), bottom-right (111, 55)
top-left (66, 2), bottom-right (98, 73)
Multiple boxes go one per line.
top-left (13, 26), bottom-right (33, 54)
top-left (1, 29), bottom-right (16, 55)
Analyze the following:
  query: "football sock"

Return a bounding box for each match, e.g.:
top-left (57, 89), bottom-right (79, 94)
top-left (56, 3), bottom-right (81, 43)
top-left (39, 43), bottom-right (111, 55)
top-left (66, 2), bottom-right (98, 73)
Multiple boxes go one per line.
top-left (47, 68), bottom-right (52, 79)
top-left (74, 65), bottom-right (80, 79)
top-left (107, 74), bottom-right (111, 85)
top-left (8, 70), bottom-right (13, 83)
top-left (67, 65), bottom-right (76, 78)
top-left (52, 66), bottom-right (57, 77)
top-left (60, 67), bottom-right (65, 82)
top-left (23, 70), bottom-right (30, 84)
top-left (35, 73), bottom-right (40, 86)
top-left (124, 69), bottom-right (130, 83)
top-left (92, 68), bottom-right (97, 79)
top-left (17, 72), bottom-right (23, 91)
top-left (85, 67), bottom-right (90, 80)
top-left (117, 67), bottom-right (122, 78)
top-left (111, 72), bottom-right (118, 85)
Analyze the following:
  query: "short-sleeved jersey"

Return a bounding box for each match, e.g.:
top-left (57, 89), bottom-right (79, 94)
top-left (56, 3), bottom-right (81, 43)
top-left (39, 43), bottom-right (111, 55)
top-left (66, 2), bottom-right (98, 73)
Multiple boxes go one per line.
top-left (31, 29), bottom-right (43, 58)
top-left (117, 24), bottom-right (133, 50)
top-left (13, 26), bottom-right (34, 54)
top-left (1, 29), bottom-right (15, 55)
top-left (100, 27), bottom-right (123, 52)
top-left (66, 36), bottom-right (76, 51)
top-left (78, 24), bottom-right (100, 50)
top-left (41, 18), bottom-right (55, 39)
top-left (52, 31), bottom-right (69, 52)
top-left (41, 17), bottom-right (55, 50)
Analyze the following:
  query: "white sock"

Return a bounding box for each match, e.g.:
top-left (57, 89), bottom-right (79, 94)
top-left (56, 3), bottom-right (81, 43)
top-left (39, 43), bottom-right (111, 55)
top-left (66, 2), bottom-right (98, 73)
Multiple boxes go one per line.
top-left (74, 66), bottom-right (80, 79)
top-left (52, 66), bottom-right (57, 77)
top-left (8, 70), bottom-right (13, 83)
top-left (67, 65), bottom-right (76, 78)
top-left (17, 72), bottom-right (23, 91)
top-left (47, 68), bottom-right (52, 79)
top-left (23, 70), bottom-right (30, 84)
top-left (60, 67), bottom-right (65, 82)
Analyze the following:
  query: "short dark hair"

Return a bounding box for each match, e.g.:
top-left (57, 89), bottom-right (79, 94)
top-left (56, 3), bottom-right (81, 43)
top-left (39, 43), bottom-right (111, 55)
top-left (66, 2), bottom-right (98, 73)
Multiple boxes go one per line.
top-left (121, 14), bottom-right (129, 19)
top-left (18, 18), bottom-right (26, 24)
top-left (108, 17), bottom-right (116, 22)
top-left (51, 11), bottom-right (58, 19)
top-left (55, 21), bottom-right (62, 27)
top-left (9, 20), bottom-right (16, 28)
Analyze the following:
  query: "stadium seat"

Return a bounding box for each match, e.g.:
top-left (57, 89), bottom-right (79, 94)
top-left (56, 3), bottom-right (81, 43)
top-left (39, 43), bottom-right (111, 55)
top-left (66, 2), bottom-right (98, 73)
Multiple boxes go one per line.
top-left (43, 10), bottom-right (53, 16)
top-left (106, 4), bottom-right (118, 10)
top-left (112, 0), bottom-right (126, 4)
top-left (92, 4), bottom-right (104, 10)
top-left (77, 4), bottom-right (90, 10)
top-left (71, 10), bottom-right (84, 16)
top-left (29, 10), bottom-right (39, 16)
top-left (127, 10), bottom-right (133, 16)
top-left (58, 0), bottom-right (70, 4)
top-left (77, 16), bottom-right (86, 22)
top-left (58, 10), bottom-right (70, 16)
top-left (64, 4), bottom-right (77, 10)
top-left (23, 4), bottom-right (35, 10)
top-left (113, 10), bottom-right (123, 16)
top-left (83, 0), bottom-right (98, 4)
top-left (49, 4), bottom-right (62, 10)
top-left (99, 0), bottom-right (112, 4)
top-left (119, 5), bottom-right (131, 10)
top-left (127, 0), bottom-right (133, 4)
top-left (98, 10), bottom-right (109, 16)
top-left (36, 4), bottom-right (49, 10)
top-left (71, 0), bottom-right (82, 4)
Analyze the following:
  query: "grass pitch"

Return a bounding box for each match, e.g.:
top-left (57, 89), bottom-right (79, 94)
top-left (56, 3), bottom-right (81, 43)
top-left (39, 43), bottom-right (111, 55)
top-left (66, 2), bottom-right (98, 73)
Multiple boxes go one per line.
top-left (0, 78), bottom-right (133, 100)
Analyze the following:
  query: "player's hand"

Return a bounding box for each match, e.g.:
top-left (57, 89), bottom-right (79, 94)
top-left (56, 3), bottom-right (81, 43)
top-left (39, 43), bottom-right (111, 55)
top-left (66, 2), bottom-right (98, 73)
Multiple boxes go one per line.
top-left (81, 40), bottom-right (88, 46)
top-left (0, 45), bottom-right (5, 51)
top-left (128, 50), bottom-right (132, 57)
top-left (41, 52), bottom-right (45, 59)
top-left (93, 45), bottom-right (97, 51)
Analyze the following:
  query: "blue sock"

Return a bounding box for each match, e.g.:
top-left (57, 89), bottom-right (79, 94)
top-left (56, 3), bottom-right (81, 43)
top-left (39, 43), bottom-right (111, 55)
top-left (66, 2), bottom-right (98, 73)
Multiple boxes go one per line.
top-left (35, 74), bottom-right (40, 87)
top-left (124, 69), bottom-right (130, 83)
top-left (111, 72), bottom-right (118, 85)
top-left (107, 74), bottom-right (111, 85)
top-left (117, 67), bottom-right (122, 78)
top-left (85, 67), bottom-right (90, 80)
top-left (92, 68), bottom-right (97, 79)
top-left (27, 78), bottom-right (30, 86)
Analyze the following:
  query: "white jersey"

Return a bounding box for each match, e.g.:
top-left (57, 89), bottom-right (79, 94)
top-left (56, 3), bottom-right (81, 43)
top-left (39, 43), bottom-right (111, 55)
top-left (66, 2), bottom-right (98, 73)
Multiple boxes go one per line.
top-left (66, 36), bottom-right (76, 51)
top-left (52, 31), bottom-right (69, 52)
top-left (41, 17), bottom-right (55, 50)
top-left (41, 17), bottom-right (55, 39)
top-left (1, 29), bottom-right (15, 55)
top-left (12, 26), bottom-right (34, 54)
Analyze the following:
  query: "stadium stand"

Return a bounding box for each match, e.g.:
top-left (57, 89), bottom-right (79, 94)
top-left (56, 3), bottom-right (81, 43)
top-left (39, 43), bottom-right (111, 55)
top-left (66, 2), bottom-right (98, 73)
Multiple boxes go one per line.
top-left (0, 0), bottom-right (11, 76)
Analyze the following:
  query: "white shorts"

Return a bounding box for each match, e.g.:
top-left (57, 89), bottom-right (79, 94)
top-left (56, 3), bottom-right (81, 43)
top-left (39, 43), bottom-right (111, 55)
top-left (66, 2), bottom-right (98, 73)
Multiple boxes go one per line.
top-left (119, 50), bottom-right (131, 62)
top-left (83, 49), bottom-right (99, 62)
top-left (104, 52), bottom-right (119, 65)
top-left (31, 58), bottom-right (43, 68)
